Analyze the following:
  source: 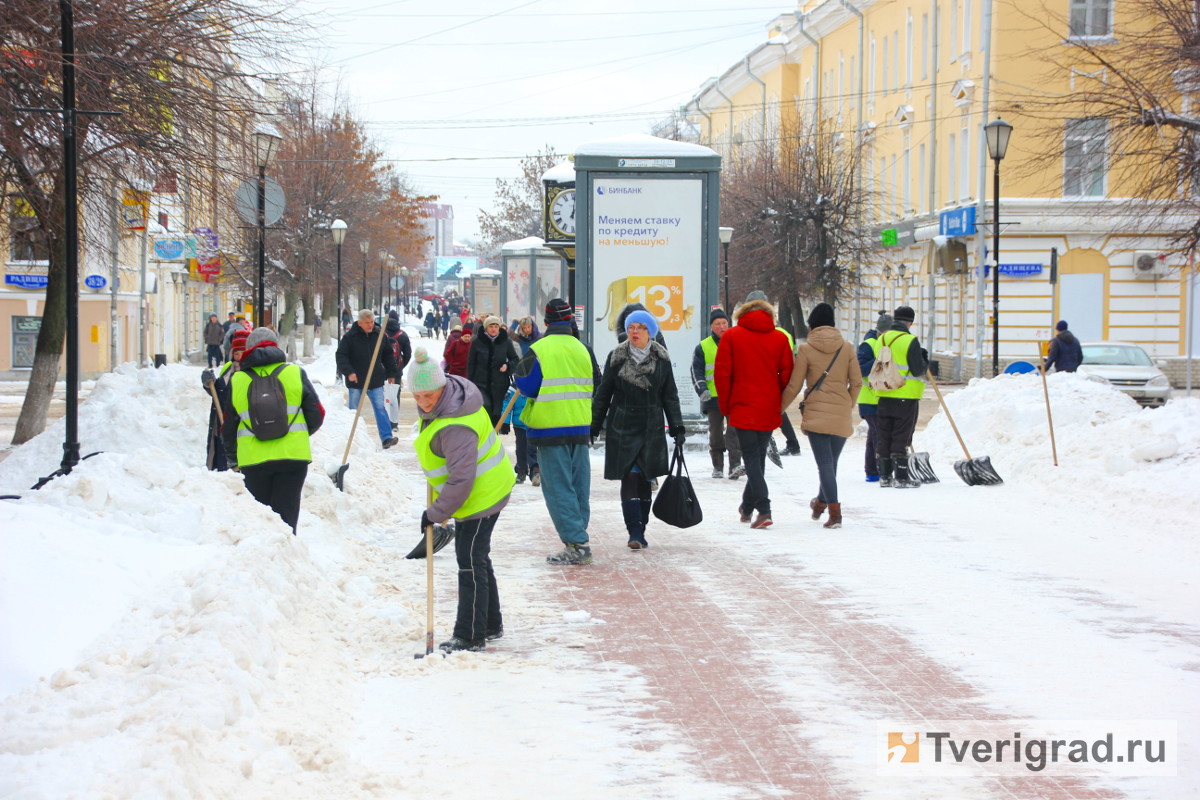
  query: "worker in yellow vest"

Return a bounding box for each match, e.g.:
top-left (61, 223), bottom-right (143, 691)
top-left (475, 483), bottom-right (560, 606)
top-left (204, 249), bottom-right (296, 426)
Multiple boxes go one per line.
top-left (856, 311), bottom-right (892, 482)
top-left (864, 305), bottom-right (929, 488)
top-left (692, 308), bottom-right (743, 479)
top-left (410, 347), bottom-right (516, 653)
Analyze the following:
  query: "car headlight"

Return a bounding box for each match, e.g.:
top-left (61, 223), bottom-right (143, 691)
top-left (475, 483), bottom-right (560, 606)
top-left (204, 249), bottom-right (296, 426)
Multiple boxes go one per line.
top-left (1147, 375), bottom-right (1169, 387)
top-left (1084, 373), bottom-right (1110, 385)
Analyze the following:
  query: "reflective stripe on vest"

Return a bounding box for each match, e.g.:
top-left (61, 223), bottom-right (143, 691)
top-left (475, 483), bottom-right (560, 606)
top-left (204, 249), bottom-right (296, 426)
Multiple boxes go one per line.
top-left (229, 363), bottom-right (313, 465)
top-left (700, 336), bottom-right (718, 397)
top-left (869, 332), bottom-right (925, 399)
top-left (857, 336), bottom-right (879, 406)
top-left (521, 335), bottom-right (593, 430)
top-left (778, 326), bottom-right (795, 353)
top-left (416, 407), bottom-right (516, 518)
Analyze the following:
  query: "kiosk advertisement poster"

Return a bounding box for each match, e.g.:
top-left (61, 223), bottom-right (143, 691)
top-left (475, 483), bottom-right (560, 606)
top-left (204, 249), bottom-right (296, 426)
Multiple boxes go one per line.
top-left (505, 258), bottom-right (531, 323)
top-left (535, 257), bottom-right (564, 316)
top-left (591, 176), bottom-right (703, 414)
top-left (474, 280), bottom-right (501, 317)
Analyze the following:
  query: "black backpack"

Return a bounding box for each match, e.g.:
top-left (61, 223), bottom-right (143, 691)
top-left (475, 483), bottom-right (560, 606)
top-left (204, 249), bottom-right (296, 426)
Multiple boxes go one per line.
top-left (245, 363), bottom-right (291, 440)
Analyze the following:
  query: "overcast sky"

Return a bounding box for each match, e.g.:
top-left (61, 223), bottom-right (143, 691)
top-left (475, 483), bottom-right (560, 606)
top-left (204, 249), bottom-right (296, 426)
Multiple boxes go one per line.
top-left (295, 0), bottom-right (788, 244)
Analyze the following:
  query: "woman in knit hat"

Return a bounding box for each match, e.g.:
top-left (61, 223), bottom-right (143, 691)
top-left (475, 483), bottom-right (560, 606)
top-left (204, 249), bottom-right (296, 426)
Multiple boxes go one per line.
top-left (409, 347), bottom-right (514, 652)
top-left (467, 315), bottom-right (520, 427)
top-left (590, 310), bottom-right (686, 549)
top-left (780, 303), bottom-right (861, 528)
top-left (200, 328), bottom-right (250, 471)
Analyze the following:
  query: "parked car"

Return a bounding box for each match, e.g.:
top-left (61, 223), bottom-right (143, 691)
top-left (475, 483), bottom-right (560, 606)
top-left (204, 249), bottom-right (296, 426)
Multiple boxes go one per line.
top-left (1077, 342), bottom-right (1171, 407)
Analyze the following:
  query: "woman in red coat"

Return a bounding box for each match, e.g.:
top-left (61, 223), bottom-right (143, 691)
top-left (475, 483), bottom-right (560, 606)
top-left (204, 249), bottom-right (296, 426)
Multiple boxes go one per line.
top-left (443, 324), bottom-right (472, 377)
top-left (713, 297), bottom-right (794, 529)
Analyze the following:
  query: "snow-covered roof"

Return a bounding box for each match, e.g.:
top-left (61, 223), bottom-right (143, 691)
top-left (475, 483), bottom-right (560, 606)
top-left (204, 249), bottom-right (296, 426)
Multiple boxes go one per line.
top-left (573, 133), bottom-right (717, 158)
top-left (501, 236), bottom-right (545, 251)
top-left (540, 162), bottom-right (575, 183)
top-left (469, 267), bottom-right (501, 277)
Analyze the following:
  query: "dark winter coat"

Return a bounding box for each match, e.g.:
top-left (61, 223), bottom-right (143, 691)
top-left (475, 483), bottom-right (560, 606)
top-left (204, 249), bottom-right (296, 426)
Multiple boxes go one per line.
top-left (443, 329), bottom-right (471, 377)
top-left (512, 319), bottom-right (540, 355)
top-left (385, 319), bottom-right (413, 380)
top-left (423, 312), bottom-right (437, 331)
top-left (591, 340), bottom-right (685, 481)
top-left (856, 328), bottom-right (882, 417)
top-left (467, 326), bottom-right (520, 422)
top-left (335, 322), bottom-right (398, 390)
top-left (204, 320), bottom-right (225, 346)
top-left (1045, 330), bottom-right (1083, 373)
top-left (713, 300), bottom-right (795, 431)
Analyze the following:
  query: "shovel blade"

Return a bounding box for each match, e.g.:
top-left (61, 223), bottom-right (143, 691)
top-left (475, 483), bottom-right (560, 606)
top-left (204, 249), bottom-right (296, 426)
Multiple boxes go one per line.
top-left (908, 451), bottom-right (940, 484)
top-left (405, 524), bottom-right (455, 559)
top-left (767, 438), bottom-right (783, 469)
top-left (953, 457), bottom-right (1003, 486)
top-left (332, 463), bottom-right (349, 491)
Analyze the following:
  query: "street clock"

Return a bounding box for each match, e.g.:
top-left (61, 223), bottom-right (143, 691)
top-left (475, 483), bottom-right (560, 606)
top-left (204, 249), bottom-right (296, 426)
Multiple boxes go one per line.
top-left (544, 184), bottom-right (576, 243)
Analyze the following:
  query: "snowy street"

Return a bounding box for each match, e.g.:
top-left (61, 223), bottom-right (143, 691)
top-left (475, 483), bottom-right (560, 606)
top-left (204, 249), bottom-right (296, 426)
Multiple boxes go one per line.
top-left (1, 334), bottom-right (1198, 799)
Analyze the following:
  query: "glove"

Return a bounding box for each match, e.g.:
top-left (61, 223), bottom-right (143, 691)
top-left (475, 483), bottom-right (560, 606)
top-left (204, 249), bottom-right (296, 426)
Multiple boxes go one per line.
top-left (699, 390), bottom-right (711, 404)
top-left (201, 369), bottom-right (215, 388)
top-left (499, 423), bottom-right (511, 435)
top-left (420, 510), bottom-right (433, 532)
top-left (673, 433), bottom-right (687, 448)
top-left (921, 348), bottom-right (929, 361)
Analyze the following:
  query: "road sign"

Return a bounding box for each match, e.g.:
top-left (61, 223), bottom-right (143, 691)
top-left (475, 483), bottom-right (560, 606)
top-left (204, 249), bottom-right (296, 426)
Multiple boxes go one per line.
top-left (234, 178), bottom-right (285, 227)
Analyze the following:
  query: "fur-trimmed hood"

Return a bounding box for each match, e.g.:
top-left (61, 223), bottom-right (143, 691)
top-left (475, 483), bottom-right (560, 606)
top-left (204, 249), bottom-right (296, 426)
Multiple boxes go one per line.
top-left (733, 298), bottom-right (777, 330)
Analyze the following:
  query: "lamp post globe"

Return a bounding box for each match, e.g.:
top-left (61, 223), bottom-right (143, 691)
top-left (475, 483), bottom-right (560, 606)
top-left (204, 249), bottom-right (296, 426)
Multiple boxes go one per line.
top-left (331, 219), bottom-right (347, 347)
top-left (718, 226), bottom-right (734, 311)
top-left (984, 117), bottom-right (1013, 377)
top-left (359, 239), bottom-right (369, 312)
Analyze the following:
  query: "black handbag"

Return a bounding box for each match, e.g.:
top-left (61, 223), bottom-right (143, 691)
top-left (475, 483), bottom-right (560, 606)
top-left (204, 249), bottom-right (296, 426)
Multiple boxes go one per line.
top-left (652, 441), bottom-right (704, 529)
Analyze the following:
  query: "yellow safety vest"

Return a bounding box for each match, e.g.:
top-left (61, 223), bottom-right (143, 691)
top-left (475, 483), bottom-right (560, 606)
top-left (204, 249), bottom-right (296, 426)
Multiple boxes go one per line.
top-left (229, 363), bottom-right (312, 466)
top-left (700, 336), bottom-right (719, 397)
top-left (416, 407), bottom-right (515, 518)
top-left (520, 335), bottom-right (593, 430)
top-left (869, 331), bottom-right (925, 399)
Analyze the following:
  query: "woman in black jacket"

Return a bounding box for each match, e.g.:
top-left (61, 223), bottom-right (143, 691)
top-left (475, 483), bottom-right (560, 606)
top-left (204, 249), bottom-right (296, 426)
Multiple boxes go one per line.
top-left (467, 316), bottom-right (520, 426)
top-left (591, 310), bottom-right (685, 550)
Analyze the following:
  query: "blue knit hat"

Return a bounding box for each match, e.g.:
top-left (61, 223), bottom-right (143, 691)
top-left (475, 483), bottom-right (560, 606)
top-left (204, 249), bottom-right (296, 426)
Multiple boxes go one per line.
top-left (624, 309), bottom-right (659, 339)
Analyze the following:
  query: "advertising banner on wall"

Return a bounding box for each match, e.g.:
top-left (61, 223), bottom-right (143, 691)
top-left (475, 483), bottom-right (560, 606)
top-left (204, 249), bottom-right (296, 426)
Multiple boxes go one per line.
top-left (505, 257), bottom-right (531, 323)
top-left (591, 176), bottom-right (703, 413)
top-left (535, 257), bottom-right (565, 314)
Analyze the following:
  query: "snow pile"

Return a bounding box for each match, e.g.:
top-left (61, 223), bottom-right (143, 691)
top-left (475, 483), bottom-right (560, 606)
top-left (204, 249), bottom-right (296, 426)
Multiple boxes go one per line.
top-left (918, 372), bottom-right (1200, 518)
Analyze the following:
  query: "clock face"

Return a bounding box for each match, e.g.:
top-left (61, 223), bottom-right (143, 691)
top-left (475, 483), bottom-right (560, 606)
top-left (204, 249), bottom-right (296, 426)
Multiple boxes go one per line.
top-left (550, 189), bottom-right (576, 238)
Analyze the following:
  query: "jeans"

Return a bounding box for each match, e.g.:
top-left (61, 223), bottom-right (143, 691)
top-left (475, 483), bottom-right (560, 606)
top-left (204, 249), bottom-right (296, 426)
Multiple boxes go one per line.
top-left (734, 427), bottom-right (773, 515)
top-left (348, 385), bottom-right (391, 443)
top-left (206, 344), bottom-right (223, 368)
top-left (513, 427), bottom-right (539, 476)
top-left (537, 443), bottom-right (590, 544)
top-left (705, 406), bottom-right (741, 470)
top-left (241, 461), bottom-right (308, 534)
top-left (806, 431), bottom-right (847, 504)
top-left (452, 513), bottom-right (503, 641)
top-left (779, 413), bottom-right (801, 450)
top-left (863, 414), bottom-right (879, 476)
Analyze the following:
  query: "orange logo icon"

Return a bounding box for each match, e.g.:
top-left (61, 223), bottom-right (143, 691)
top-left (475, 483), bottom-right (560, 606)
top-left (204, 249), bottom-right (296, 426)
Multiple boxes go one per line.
top-left (887, 732), bottom-right (920, 763)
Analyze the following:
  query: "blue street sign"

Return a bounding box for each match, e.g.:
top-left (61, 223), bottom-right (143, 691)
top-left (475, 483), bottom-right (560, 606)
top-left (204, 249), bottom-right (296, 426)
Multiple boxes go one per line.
top-left (998, 263), bottom-right (1043, 276)
top-left (84, 274), bottom-right (108, 290)
top-left (5, 274), bottom-right (49, 289)
top-left (939, 206), bottom-right (976, 237)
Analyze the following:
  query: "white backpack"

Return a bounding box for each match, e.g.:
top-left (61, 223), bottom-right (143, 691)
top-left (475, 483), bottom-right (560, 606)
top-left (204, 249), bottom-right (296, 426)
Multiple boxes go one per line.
top-left (868, 333), bottom-right (908, 391)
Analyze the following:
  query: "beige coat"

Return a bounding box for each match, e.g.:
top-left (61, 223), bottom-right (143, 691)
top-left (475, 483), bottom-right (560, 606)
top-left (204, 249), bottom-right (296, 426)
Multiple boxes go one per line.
top-left (779, 326), bottom-right (862, 438)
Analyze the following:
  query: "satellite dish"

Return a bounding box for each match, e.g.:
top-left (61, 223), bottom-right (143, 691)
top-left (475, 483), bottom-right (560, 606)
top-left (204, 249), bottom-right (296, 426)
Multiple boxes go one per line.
top-left (234, 178), bottom-right (285, 227)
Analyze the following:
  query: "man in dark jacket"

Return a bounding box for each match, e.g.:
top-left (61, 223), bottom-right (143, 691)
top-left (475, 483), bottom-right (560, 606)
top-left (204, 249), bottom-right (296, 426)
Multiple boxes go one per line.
top-left (468, 315), bottom-right (521, 426)
top-left (335, 309), bottom-right (399, 448)
top-left (861, 305), bottom-right (928, 488)
top-left (383, 315), bottom-right (413, 431)
top-left (203, 314), bottom-right (225, 367)
top-left (1044, 320), bottom-right (1084, 373)
top-left (222, 328), bottom-right (325, 534)
top-left (692, 308), bottom-right (742, 479)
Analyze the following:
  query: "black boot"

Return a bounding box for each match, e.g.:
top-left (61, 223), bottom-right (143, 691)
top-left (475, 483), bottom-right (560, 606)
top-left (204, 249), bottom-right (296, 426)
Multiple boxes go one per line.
top-left (893, 454), bottom-right (921, 488)
top-left (879, 456), bottom-right (894, 488)
top-left (622, 499), bottom-right (648, 549)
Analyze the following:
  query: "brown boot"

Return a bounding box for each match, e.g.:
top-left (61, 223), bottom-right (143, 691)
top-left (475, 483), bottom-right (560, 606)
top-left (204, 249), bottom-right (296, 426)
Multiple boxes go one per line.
top-left (823, 503), bottom-right (842, 529)
top-left (810, 497), bottom-right (827, 520)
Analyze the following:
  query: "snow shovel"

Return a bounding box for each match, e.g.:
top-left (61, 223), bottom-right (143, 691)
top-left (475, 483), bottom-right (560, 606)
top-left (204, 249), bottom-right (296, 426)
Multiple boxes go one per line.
top-left (414, 484), bottom-right (438, 660)
top-left (206, 382), bottom-right (225, 426)
top-left (766, 436), bottom-right (783, 468)
top-left (1036, 351), bottom-right (1059, 467)
top-left (907, 445), bottom-right (940, 484)
top-left (926, 371), bottom-right (1003, 486)
top-left (333, 319), bottom-right (390, 491)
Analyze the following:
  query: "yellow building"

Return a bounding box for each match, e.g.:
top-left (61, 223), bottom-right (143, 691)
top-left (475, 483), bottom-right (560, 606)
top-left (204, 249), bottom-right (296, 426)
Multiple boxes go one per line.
top-left (684, 0), bottom-right (1197, 380)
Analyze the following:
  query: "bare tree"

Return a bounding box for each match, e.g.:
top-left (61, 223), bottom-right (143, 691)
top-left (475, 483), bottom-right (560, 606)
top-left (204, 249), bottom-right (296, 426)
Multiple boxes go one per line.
top-left (1016, 0), bottom-right (1200, 252)
top-left (1, 0), bottom-right (307, 444)
top-left (477, 146), bottom-right (561, 256)
top-left (720, 115), bottom-right (871, 336)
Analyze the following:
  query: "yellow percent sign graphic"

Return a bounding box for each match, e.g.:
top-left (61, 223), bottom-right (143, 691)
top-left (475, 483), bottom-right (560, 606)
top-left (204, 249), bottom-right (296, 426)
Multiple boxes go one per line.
top-left (627, 276), bottom-right (686, 331)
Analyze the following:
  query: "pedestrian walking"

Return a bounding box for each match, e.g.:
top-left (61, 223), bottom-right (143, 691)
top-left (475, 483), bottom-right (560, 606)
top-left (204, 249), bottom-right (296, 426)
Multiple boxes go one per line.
top-left (443, 324), bottom-right (471, 377)
top-left (408, 348), bottom-right (515, 652)
top-left (692, 308), bottom-right (743, 479)
top-left (1044, 320), bottom-right (1084, 373)
top-left (780, 303), bottom-right (861, 529)
top-left (501, 386), bottom-right (538, 484)
top-left (221, 315), bottom-right (252, 362)
top-left (615, 302), bottom-right (668, 348)
top-left (864, 305), bottom-right (928, 488)
top-left (857, 311), bottom-right (892, 482)
top-left (743, 290), bottom-right (802, 456)
top-left (201, 327), bottom-right (249, 471)
top-left (440, 308), bottom-right (451, 339)
top-left (592, 310), bottom-right (685, 549)
top-left (335, 309), bottom-right (400, 449)
top-left (467, 315), bottom-right (520, 427)
top-left (424, 310), bottom-right (438, 339)
top-left (514, 298), bottom-right (599, 564)
top-left (222, 312), bottom-right (236, 334)
top-left (203, 314), bottom-right (224, 368)
top-left (714, 295), bottom-right (794, 529)
top-left (383, 315), bottom-right (412, 431)
top-left (221, 327), bottom-right (325, 534)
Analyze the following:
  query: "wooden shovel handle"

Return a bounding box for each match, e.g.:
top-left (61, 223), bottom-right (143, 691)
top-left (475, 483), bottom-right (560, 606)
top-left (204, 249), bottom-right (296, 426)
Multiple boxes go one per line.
top-left (494, 389), bottom-right (521, 434)
top-left (207, 382), bottom-right (224, 426)
top-left (926, 370), bottom-right (972, 460)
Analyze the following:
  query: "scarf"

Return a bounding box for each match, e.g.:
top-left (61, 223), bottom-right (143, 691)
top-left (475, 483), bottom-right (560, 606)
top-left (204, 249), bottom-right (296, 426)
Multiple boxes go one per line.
top-left (615, 340), bottom-right (662, 390)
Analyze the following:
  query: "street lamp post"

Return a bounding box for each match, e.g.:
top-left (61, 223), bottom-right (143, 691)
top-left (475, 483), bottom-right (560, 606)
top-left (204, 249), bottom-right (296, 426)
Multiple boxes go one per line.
top-left (331, 218), bottom-right (347, 344)
top-left (897, 263), bottom-right (907, 304)
top-left (253, 122), bottom-right (282, 326)
top-left (358, 239), bottom-right (369, 312)
top-left (399, 267), bottom-right (409, 316)
top-left (718, 226), bottom-right (734, 310)
top-left (883, 264), bottom-right (893, 310)
top-left (378, 249), bottom-right (388, 314)
top-left (985, 117), bottom-right (1013, 378)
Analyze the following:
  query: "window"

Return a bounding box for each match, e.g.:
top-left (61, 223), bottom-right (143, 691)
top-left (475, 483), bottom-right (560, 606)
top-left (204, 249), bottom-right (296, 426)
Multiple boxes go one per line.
top-left (918, 143), bottom-right (927, 212)
top-left (869, 35), bottom-right (876, 98)
top-left (948, 133), bottom-right (958, 203)
top-left (1064, 118), bottom-right (1107, 196)
top-left (8, 200), bottom-right (50, 262)
top-left (950, 0), bottom-right (959, 61)
top-left (906, 15), bottom-right (914, 85)
top-left (893, 32), bottom-right (900, 92)
top-left (960, 125), bottom-right (971, 198)
top-left (882, 36), bottom-right (889, 96)
top-left (879, 156), bottom-right (887, 220)
top-left (921, 14), bottom-right (929, 80)
top-left (1069, 0), bottom-right (1111, 37)
top-left (962, 0), bottom-right (973, 54)
top-left (903, 139), bottom-right (912, 212)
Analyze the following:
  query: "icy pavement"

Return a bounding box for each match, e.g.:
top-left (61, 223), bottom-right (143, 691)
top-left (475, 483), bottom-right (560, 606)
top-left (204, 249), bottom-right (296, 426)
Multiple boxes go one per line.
top-left (0, 340), bottom-right (1197, 799)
